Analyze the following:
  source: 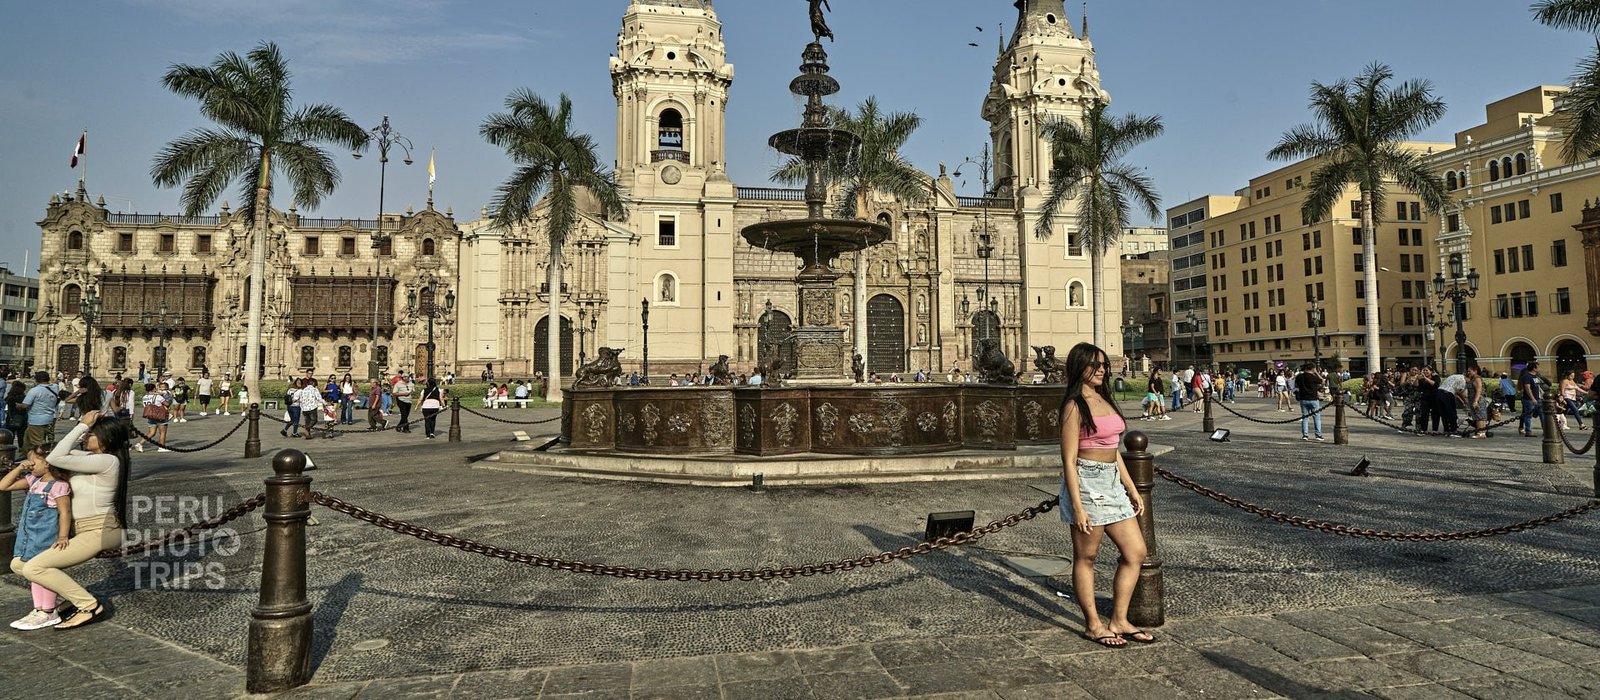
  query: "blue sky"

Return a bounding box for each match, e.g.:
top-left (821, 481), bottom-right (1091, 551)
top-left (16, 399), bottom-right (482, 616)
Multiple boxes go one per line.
top-left (0, 0), bottom-right (1590, 273)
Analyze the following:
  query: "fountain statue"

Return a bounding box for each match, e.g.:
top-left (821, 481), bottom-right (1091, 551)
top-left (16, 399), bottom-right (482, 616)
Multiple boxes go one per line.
top-left (740, 2), bottom-right (889, 383)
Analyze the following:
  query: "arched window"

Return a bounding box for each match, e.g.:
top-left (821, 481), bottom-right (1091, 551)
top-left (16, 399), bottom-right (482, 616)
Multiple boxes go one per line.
top-left (299, 346), bottom-right (315, 369)
top-left (111, 346), bottom-right (127, 370)
top-left (1446, 172), bottom-right (1457, 190)
top-left (1068, 281), bottom-right (1087, 308)
top-left (1458, 170), bottom-right (1468, 188)
top-left (656, 272), bottom-right (677, 303)
top-left (337, 345), bottom-right (352, 368)
top-left (67, 230), bottom-right (84, 250)
top-left (152, 346), bottom-right (167, 371)
top-left (1488, 160), bottom-right (1500, 181)
top-left (189, 346), bottom-right (207, 369)
top-left (374, 345), bottom-right (389, 367)
top-left (876, 213), bottom-right (893, 241)
top-left (1501, 157), bottom-right (1513, 179)
top-left (63, 284), bottom-right (82, 315)
top-left (422, 237), bottom-right (436, 256)
top-left (1515, 153), bottom-right (1527, 175)
top-left (658, 108), bottom-right (684, 151)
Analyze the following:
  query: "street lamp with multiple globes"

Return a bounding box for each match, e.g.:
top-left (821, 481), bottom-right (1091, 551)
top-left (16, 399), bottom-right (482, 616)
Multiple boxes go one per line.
top-left (141, 304), bottom-right (182, 378)
top-left (576, 307), bottom-right (599, 371)
top-left (1307, 299), bottom-right (1325, 370)
top-left (406, 283), bottom-right (455, 381)
top-left (1184, 310), bottom-right (1199, 367)
top-left (1432, 252), bottom-right (1480, 375)
top-left (640, 298), bottom-right (650, 385)
top-left (80, 286), bottom-right (101, 375)
top-left (352, 115), bottom-right (412, 381)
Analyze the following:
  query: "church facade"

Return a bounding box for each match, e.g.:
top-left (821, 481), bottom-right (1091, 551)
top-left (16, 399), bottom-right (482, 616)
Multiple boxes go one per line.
top-left (465, 0), bottom-right (1123, 381)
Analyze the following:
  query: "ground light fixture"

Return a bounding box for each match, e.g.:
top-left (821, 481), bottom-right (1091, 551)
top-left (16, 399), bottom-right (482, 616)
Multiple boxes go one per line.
top-left (1209, 428), bottom-right (1230, 442)
top-left (1349, 456), bottom-right (1371, 477)
top-left (925, 511), bottom-right (976, 541)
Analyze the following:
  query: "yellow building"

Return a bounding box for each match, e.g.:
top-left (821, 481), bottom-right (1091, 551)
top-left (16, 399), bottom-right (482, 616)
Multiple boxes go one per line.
top-left (1165, 195), bottom-right (1242, 368)
top-left (1196, 145), bottom-right (1450, 375)
top-left (1425, 86), bottom-right (1592, 377)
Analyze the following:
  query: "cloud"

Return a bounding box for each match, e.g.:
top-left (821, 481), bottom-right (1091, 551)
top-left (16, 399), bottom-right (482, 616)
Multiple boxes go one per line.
top-left (120, 0), bottom-right (534, 71)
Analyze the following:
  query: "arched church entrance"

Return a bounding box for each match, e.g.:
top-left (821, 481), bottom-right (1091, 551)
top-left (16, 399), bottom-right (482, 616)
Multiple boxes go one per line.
top-left (867, 294), bottom-right (906, 375)
top-left (534, 315), bottom-right (575, 378)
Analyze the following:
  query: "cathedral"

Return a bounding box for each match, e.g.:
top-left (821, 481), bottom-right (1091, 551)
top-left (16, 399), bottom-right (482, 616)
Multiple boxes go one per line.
top-left (34, 0), bottom-right (1122, 385)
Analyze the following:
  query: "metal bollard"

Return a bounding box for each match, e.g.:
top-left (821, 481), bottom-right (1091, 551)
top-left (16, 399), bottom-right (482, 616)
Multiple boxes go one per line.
top-left (1333, 390), bottom-right (1349, 445)
top-left (244, 403), bottom-right (262, 459)
top-left (1201, 389), bottom-right (1215, 434)
top-left (1122, 430), bottom-right (1165, 628)
top-left (448, 397), bottom-right (462, 443)
top-left (1542, 393), bottom-right (1564, 465)
top-left (247, 449), bottom-right (314, 693)
top-left (0, 429), bottom-right (15, 557)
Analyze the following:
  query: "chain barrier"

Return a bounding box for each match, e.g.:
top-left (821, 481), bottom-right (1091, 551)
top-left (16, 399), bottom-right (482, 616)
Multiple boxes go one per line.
top-left (308, 491), bottom-right (1057, 580)
top-left (1556, 423), bottom-right (1598, 456)
top-left (1210, 397), bottom-right (1331, 425)
top-left (261, 412), bottom-right (408, 435)
top-left (459, 405), bottom-right (562, 425)
top-left (96, 493), bottom-right (266, 558)
top-left (1154, 466), bottom-right (1598, 541)
top-left (133, 415), bottom-right (251, 453)
top-left (1354, 408), bottom-right (1519, 436)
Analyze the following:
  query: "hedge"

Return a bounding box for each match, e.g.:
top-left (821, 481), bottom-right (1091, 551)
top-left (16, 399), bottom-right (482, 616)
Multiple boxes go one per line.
top-left (164, 380), bottom-right (553, 409)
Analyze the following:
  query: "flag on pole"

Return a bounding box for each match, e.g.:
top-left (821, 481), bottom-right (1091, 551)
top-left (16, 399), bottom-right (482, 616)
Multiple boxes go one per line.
top-left (70, 132), bottom-right (86, 168)
top-left (428, 149), bottom-right (436, 186)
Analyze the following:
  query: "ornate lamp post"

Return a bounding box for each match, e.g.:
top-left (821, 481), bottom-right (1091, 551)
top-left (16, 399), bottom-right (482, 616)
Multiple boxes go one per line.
top-left (81, 286), bottom-right (101, 375)
top-left (141, 304), bottom-right (181, 378)
top-left (1184, 310), bottom-right (1198, 367)
top-left (1432, 252), bottom-right (1480, 375)
top-left (576, 307), bottom-right (590, 371)
top-left (406, 283), bottom-right (455, 381)
top-left (1123, 316), bottom-right (1144, 368)
top-left (640, 298), bottom-right (650, 385)
top-left (1307, 300), bottom-right (1324, 369)
top-left (352, 115), bottom-right (412, 381)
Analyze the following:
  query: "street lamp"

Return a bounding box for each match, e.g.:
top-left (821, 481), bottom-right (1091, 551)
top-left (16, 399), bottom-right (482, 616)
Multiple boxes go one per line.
top-left (353, 115), bottom-right (412, 381)
top-left (1184, 310), bottom-right (1198, 367)
top-left (576, 307), bottom-right (590, 371)
top-left (81, 286), bottom-right (101, 376)
top-left (640, 298), bottom-right (651, 385)
top-left (1432, 253), bottom-right (1480, 375)
top-left (140, 304), bottom-right (182, 378)
top-left (405, 283), bottom-right (455, 381)
top-left (1307, 299), bottom-right (1324, 370)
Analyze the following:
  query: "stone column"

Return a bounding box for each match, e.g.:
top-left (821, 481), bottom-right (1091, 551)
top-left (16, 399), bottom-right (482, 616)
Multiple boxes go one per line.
top-left (855, 251), bottom-right (868, 367)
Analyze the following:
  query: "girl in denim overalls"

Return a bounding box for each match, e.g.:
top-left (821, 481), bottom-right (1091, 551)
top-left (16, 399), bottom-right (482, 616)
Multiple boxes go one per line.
top-left (1, 445), bottom-right (73, 630)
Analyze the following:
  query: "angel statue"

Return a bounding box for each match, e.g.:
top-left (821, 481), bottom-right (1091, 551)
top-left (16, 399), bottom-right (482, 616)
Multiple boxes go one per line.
top-left (809, 0), bottom-right (834, 42)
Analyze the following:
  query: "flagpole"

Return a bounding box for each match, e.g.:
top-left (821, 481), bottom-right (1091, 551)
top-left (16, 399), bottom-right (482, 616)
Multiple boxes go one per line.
top-left (80, 129), bottom-right (87, 196)
top-left (427, 148), bottom-right (435, 209)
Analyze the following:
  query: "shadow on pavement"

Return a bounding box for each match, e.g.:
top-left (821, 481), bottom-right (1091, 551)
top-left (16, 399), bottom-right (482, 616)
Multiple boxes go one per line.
top-left (312, 571), bottom-right (365, 673)
top-left (1198, 651), bottom-right (1367, 699)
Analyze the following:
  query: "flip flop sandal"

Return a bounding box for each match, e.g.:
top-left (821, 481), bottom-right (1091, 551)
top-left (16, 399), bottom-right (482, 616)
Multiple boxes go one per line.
top-left (1083, 633), bottom-right (1126, 648)
top-left (1119, 629), bottom-right (1157, 644)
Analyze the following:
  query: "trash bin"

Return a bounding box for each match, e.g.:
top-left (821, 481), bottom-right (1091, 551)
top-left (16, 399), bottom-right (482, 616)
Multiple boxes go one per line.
top-left (1114, 377), bottom-right (1126, 392)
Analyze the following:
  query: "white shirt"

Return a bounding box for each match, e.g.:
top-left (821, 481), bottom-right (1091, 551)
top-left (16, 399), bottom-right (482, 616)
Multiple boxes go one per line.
top-left (49, 422), bottom-right (121, 520)
top-left (296, 386), bottom-right (326, 411)
top-left (196, 378), bottom-right (213, 395)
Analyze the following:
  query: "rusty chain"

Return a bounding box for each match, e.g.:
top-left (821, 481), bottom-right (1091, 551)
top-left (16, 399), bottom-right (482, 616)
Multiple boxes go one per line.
top-left (1556, 424), bottom-right (1598, 455)
top-left (1154, 466), bottom-right (1599, 541)
top-left (1211, 397), bottom-right (1331, 425)
top-left (459, 405), bottom-right (562, 425)
top-left (134, 415), bottom-right (251, 453)
top-left (308, 491), bottom-right (1057, 580)
top-left (96, 493), bottom-right (266, 558)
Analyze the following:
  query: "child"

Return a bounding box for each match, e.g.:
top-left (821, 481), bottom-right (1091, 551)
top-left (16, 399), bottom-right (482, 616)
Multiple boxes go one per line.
top-left (2, 445), bottom-right (73, 630)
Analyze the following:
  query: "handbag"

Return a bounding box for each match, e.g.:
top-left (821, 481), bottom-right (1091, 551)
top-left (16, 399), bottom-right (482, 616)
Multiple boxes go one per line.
top-left (420, 390), bottom-right (443, 411)
top-left (142, 401), bottom-right (169, 422)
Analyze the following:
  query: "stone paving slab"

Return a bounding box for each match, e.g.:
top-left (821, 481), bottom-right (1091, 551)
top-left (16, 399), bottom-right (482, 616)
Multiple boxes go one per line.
top-left (1, 399), bottom-right (1598, 698)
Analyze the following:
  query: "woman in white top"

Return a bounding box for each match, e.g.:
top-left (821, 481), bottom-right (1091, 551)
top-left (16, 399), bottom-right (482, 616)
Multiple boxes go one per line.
top-left (13, 410), bottom-right (130, 629)
top-left (217, 376), bottom-right (233, 416)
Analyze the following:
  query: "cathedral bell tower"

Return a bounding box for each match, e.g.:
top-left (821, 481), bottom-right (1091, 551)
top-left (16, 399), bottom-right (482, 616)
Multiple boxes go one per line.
top-left (610, 0), bottom-right (734, 196)
top-left (982, 0), bottom-right (1104, 197)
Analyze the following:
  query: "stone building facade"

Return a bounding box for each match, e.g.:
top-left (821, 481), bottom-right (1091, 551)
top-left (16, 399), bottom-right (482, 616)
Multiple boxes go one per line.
top-left (0, 266), bottom-right (39, 372)
top-left (464, 0), bottom-right (1123, 381)
top-left (34, 188), bottom-right (461, 381)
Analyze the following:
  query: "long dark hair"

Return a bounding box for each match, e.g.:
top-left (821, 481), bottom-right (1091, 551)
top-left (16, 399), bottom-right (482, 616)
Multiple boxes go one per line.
top-left (87, 416), bottom-right (133, 524)
top-left (1059, 342), bottom-right (1120, 436)
top-left (75, 375), bottom-right (103, 413)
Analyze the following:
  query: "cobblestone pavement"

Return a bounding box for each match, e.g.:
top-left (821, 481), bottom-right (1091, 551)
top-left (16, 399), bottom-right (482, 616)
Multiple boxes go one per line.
top-left (1, 398), bottom-right (1597, 698)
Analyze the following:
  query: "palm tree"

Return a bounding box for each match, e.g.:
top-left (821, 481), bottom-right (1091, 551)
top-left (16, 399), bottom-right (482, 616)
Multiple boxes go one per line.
top-left (482, 90), bottom-right (625, 402)
top-left (1534, 0), bottom-right (1600, 160)
top-left (1035, 101), bottom-right (1163, 352)
top-left (773, 97), bottom-right (926, 364)
top-left (152, 41), bottom-right (368, 403)
top-left (1269, 62), bottom-right (1450, 373)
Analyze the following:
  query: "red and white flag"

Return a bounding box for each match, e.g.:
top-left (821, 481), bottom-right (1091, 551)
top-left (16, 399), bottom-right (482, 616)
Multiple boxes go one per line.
top-left (70, 132), bottom-right (85, 168)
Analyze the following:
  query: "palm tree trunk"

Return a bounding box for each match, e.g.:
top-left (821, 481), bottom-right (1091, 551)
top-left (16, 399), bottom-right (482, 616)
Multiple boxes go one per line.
top-left (1360, 191), bottom-right (1381, 372)
top-left (1090, 250), bottom-right (1106, 350)
top-left (244, 153), bottom-right (271, 405)
top-left (546, 245), bottom-right (563, 403)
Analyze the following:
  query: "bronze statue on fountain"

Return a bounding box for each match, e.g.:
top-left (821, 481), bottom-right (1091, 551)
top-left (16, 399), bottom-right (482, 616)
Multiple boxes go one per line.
top-left (708, 355), bottom-right (734, 385)
top-left (976, 338), bottom-right (1017, 385)
top-left (574, 347), bottom-right (625, 388)
top-left (1032, 345), bottom-right (1070, 384)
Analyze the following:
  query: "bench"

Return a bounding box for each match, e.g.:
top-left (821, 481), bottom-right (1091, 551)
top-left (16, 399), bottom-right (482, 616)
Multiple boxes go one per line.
top-left (489, 398), bottom-right (535, 409)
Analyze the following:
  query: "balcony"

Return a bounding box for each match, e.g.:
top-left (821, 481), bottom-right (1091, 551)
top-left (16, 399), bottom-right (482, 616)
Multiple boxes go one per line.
top-left (105, 213), bottom-right (221, 226)
top-left (958, 195), bottom-right (1007, 209)
top-left (98, 311), bottom-right (215, 335)
top-left (651, 149), bottom-right (690, 164)
top-left (736, 187), bottom-right (805, 202)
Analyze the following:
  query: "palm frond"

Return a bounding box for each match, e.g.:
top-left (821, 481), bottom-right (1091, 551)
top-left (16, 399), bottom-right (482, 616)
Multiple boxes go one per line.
top-left (1534, 0), bottom-right (1600, 31)
top-left (274, 141), bottom-right (340, 211)
top-left (1299, 157), bottom-right (1357, 224)
top-left (1375, 144), bottom-right (1451, 214)
top-left (1556, 43), bottom-right (1600, 162)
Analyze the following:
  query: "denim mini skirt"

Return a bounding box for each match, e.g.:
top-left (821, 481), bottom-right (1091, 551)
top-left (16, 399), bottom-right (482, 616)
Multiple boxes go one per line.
top-left (1062, 458), bottom-right (1137, 527)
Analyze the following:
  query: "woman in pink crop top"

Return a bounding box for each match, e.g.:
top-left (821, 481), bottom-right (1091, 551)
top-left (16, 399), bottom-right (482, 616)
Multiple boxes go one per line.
top-left (1058, 342), bottom-right (1153, 648)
